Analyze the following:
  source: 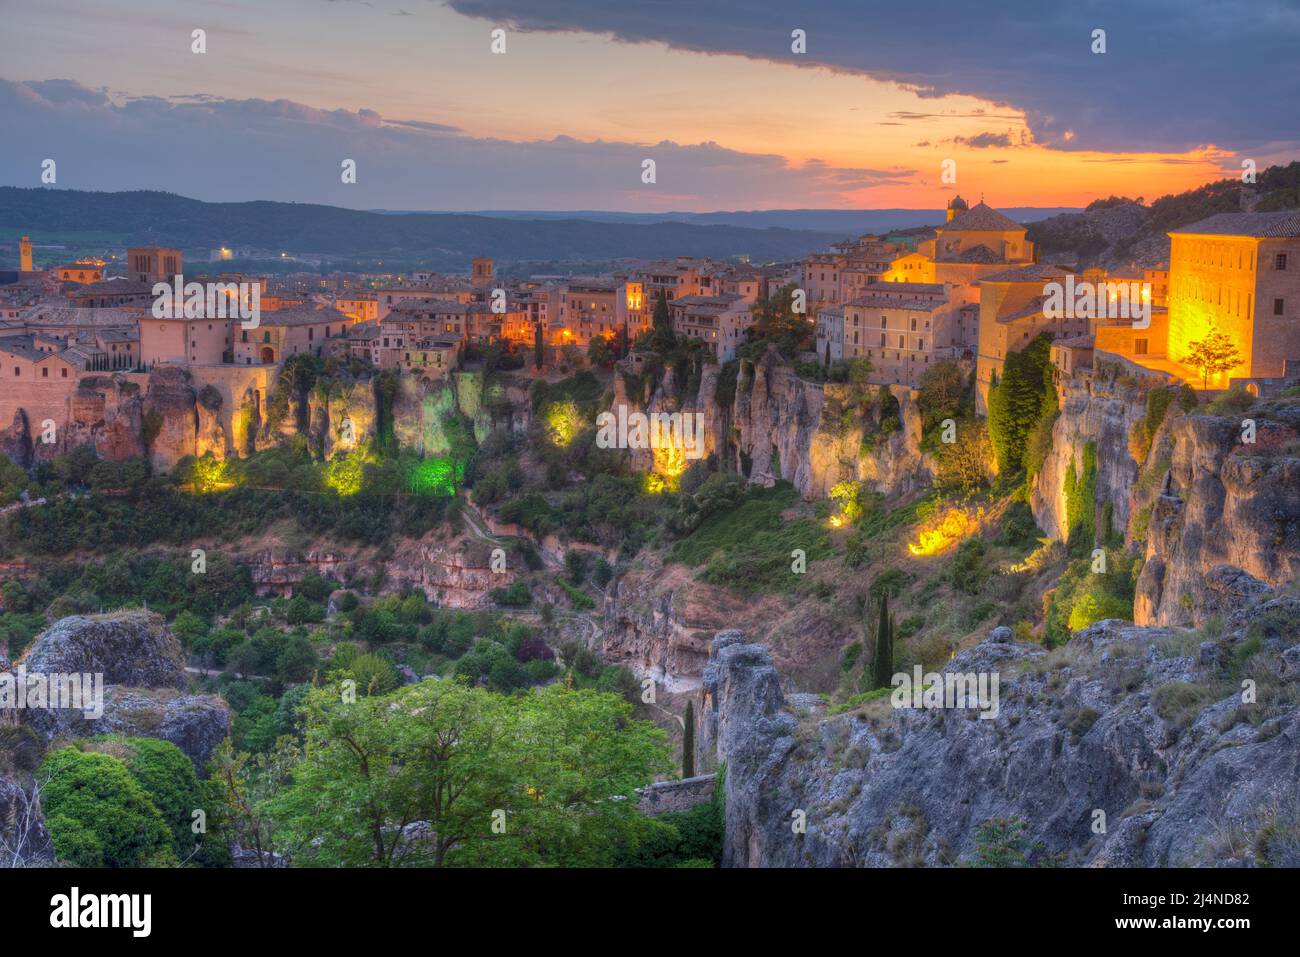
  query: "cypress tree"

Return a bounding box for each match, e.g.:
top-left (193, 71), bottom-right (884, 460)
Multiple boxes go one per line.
top-left (533, 323), bottom-right (543, 370)
top-left (682, 699), bottom-right (696, 778)
top-left (651, 291), bottom-right (676, 351)
top-left (872, 593), bottom-right (893, 690)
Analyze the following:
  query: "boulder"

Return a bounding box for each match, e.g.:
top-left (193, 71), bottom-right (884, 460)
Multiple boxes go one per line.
top-left (20, 611), bottom-right (187, 690)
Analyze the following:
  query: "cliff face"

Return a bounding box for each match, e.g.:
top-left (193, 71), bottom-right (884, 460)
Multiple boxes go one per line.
top-left (600, 562), bottom-right (733, 693)
top-left (707, 598), bottom-right (1300, 868)
top-left (0, 377), bottom-right (149, 468)
top-left (1032, 368), bottom-right (1300, 629)
top-left (246, 535), bottom-right (519, 609)
top-left (145, 367), bottom-right (200, 471)
top-left (731, 348), bottom-right (930, 501)
top-left (1031, 374), bottom-right (1147, 541)
top-left (1136, 402), bottom-right (1300, 626)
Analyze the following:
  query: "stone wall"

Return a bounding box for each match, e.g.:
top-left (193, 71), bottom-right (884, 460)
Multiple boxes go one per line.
top-left (637, 774), bottom-right (716, 816)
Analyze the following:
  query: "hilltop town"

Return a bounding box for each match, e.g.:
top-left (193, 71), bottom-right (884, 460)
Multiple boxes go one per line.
top-left (3, 189), bottom-right (1298, 470)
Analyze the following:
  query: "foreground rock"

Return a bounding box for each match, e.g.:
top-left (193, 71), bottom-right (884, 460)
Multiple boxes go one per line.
top-left (706, 600), bottom-right (1300, 867)
top-left (20, 611), bottom-right (187, 690)
top-left (12, 611), bottom-right (229, 768)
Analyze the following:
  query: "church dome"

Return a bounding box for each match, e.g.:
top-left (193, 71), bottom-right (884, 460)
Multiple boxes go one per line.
top-left (947, 195), bottom-right (969, 211)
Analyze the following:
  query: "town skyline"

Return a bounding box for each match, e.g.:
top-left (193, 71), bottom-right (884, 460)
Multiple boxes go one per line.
top-left (2, 0), bottom-right (1297, 211)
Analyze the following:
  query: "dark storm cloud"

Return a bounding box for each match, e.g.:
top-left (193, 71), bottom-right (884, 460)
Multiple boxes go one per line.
top-left (445, 0), bottom-right (1299, 153)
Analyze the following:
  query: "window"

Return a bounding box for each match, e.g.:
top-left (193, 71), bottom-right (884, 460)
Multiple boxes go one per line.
top-left (62, 368), bottom-right (68, 378)
top-left (1134, 338), bottom-right (1148, 355)
top-left (1276, 253), bottom-right (1288, 271)
top-left (1275, 298), bottom-right (1286, 316)
top-left (42, 367), bottom-right (48, 378)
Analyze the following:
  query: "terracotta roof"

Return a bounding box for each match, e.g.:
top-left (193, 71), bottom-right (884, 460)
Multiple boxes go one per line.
top-left (1169, 210), bottom-right (1300, 238)
top-left (1055, 334), bottom-right (1095, 349)
top-left (937, 201), bottom-right (1024, 233)
top-left (943, 244), bottom-right (1003, 264)
top-left (260, 304), bottom-right (348, 326)
top-left (996, 297), bottom-right (1049, 323)
top-left (389, 299), bottom-right (476, 315)
top-left (849, 296), bottom-right (949, 312)
top-left (21, 305), bottom-right (146, 327)
top-left (73, 278), bottom-right (154, 296)
top-left (863, 281), bottom-right (945, 295)
top-left (980, 264), bottom-right (1070, 284)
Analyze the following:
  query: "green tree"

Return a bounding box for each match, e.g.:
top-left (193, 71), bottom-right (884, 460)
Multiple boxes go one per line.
top-left (533, 323), bottom-right (544, 370)
top-left (208, 736), bottom-right (298, 868)
top-left (587, 335), bottom-right (615, 367)
top-left (170, 609), bottom-right (208, 648)
top-left (1064, 441), bottom-right (1098, 547)
top-left (651, 291), bottom-right (676, 351)
top-left (267, 679), bottom-right (670, 867)
top-left (682, 699), bottom-right (696, 778)
top-left (917, 358), bottom-right (969, 434)
top-left (1182, 330), bottom-right (1243, 390)
top-left (747, 283), bottom-right (810, 357)
top-left (987, 334), bottom-right (1054, 475)
top-left (872, 593), bottom-right (894, 690)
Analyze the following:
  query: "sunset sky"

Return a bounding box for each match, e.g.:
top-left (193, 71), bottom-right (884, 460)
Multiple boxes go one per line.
top-left (1, 0), bottom-right (1296, 211)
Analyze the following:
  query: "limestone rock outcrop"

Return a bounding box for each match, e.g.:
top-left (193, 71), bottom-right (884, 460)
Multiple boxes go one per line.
top-left (143, 366), bottom-right (199, 471)
top-left (1031, 373), bottom-right (1147, 541)
top-left (20, 611), bottom-right (187, 689)
top-left (12, 611), bottom-right (230, 768)
top-left (707, 604), bottom-right (1300, 867)
top-left (732, 348), bottom-right (931, 500)
top-left (1136, 402), bottom-right (1300, 626)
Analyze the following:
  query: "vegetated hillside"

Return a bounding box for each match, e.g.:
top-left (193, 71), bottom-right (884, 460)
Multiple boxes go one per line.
top-left (0, 188), bottom-right (841, 269)
top-left (1027, 160), bottom-right (1300, 269)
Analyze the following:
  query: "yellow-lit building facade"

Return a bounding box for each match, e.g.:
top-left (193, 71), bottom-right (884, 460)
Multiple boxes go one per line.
top-left (1164, 213), bottom-right (1300, 386)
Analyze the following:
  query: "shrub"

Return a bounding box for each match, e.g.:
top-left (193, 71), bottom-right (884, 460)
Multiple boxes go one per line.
top-left (970, 817), bottom-right (1055, 867)
top-left (949, 538), bottom-right (989, 595)
top-left (1152, 682), bottom-right (1218, 729)
top-left (106, 737), bottom-right (231, 867)
top-left (39, 746), bottom-right (175, 867)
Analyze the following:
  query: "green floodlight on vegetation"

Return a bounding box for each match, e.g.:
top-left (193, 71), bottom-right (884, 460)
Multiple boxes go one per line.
top-left (408, 457), bottom-right (463, 497)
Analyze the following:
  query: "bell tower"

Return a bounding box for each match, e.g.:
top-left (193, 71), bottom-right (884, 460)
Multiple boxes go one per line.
top-left (19, 235), bottom-right (32, 272)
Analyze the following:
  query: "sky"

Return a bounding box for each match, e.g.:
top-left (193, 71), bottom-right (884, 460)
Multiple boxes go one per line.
top-left (0, 0), bottom-right (1296, 212)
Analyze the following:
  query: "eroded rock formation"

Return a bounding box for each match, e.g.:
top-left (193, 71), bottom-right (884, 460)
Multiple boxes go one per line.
top-left (706, 600), bottom-right (1300, 867)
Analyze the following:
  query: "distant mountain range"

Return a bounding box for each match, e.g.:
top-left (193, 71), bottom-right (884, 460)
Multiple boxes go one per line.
top-left (379, 207), bottom-right (1080, 233)
top-left (2, 189), bottom-right (881, 273)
